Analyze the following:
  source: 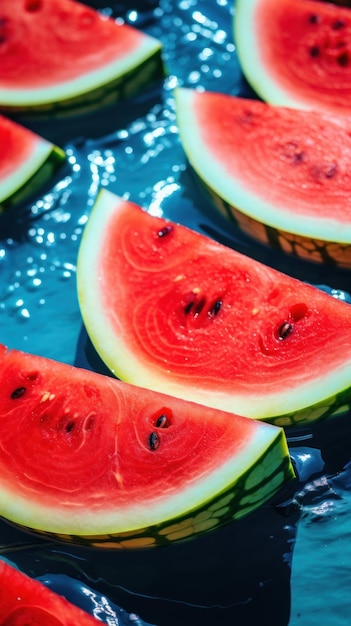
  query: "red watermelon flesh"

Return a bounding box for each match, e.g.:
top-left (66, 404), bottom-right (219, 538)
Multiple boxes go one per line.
top-left (1, 0), bottom-right (144, 88)
top-left (77, 190), bottom-right (351, 427)
top-left (0, 0), bottom-right (162, 111)
top-left (0, 559), bottom-right (102, 625)
top-left (0, 343), bottom-right (293, 548)
top-left (176, 89), bottom-right (351, 233)
top-left (1, 115), bottom-right (36, 177)
top-left (0, 114), bottom-right (65, 209)
top-left (174, 87), bottom-right (351, 266)
top-left (235, 0), bottom-right (351, 116)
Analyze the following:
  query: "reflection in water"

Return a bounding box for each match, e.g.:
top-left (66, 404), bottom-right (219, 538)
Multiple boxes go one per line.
top-left (0, 493), bottom-right (299, 626)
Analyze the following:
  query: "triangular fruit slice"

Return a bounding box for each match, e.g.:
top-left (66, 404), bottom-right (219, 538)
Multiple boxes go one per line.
top-left (175, 87), bottom-right (351, 268)
top-left (0, 0), bottom-right (163, 115)
top-left (0, 114), bottom-right (65, 211)
top-left (235, 0), bottom-right (351, 117)
top-left (78, 189), bottom-right (351, 428)
top-left (0, 344), bottom-right (293, 549)
top-left (0, 559), bottom-right (103, 625)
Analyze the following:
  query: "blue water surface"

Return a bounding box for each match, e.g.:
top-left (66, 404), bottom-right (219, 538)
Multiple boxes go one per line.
top-left (1, 1), bottom-right (351, 625)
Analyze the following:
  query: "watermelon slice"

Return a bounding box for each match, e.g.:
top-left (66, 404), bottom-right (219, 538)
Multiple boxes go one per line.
top-left (175, 87), bottom-right (351, 267)
top-left (77, 190), bottom-right (351, 428)
top-left (0, 559), bottom-right (103, 625)
top-left (235, 0), bottom-right (351, 117)
top-left (0, 0), bottom-right (163, 115)
top-left (0, 114), bottom-right (65, 211)
top-left (0, 343), bottom-right (293, 548)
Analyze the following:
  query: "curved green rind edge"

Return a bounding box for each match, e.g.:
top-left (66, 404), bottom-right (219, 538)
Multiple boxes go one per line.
top-left (0, 145), bottom-right (66, 213)
top-left (1, 52), bottom-right (165, 119)
top-left (233, 0), bottom-right (276, 106)
top-left (265, 387), bottom-right (351, 429)
top-left (195, 170), bottom-right (351, 269)
top-left (233, 0), bottom-right (350, 115)
top-left (233, 0), bottom-right (303, 111)
top-left (5, 430), bottom-right (295, 550)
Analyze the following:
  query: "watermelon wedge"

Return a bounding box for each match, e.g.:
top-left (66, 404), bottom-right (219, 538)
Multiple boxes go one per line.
top-left (77, 190), bottom-right (351, 428)
top-left (0, 343), bottom-right (293, 548)
top-left (0, 114), bottom-right (65, 211)
top-left (0, 559), bottom-right (103, 625)
top-left (235, 0), bottom-right (351, 117)
top-left (0, 0), bottom-right (163, 115)
top-left (175, 88), bottom-right (351, 267)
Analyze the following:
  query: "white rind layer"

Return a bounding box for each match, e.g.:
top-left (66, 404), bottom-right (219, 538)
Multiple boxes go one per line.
top-left (0, 141), bottom-right (57, 202)
top-left (0, 36), bottom-right (161, 107)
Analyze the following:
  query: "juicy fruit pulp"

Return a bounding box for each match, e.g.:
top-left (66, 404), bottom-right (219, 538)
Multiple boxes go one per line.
top-left (0, 0), bottom-right (163, 114)
top-left (77, 190), bottom-right (351, 428)
top-left (175, 87), bottom-right (351, 267)
top-left (0, 114), bottom-right (65, 211)
top-left (0, 344), bottom-right (293, 549)
top-left (235, 0), bottom-right (351, 116)
top-left (0, 560), bottom-right (102, 625)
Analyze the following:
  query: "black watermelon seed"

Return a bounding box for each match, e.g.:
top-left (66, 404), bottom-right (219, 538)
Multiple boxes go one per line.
top-left (11, 387), bottom-right (26, 399)
top-left (292, 151), bottom-right (305, 164)
top-left (308, 14), bottom-right (319, 24)
top-left (332, 20), bottom-right (345, 30)
top-left (282, 142), bottom-right (305, 164)
top-left (278, 322), bottom-right (293, 340)
top-left (65, 420), bottom-right (75, 433)
top-left (149, 432), bottom-right (160, 450)
top-left (156, 414), bottom-right (169, 428)
top-left (338, 52), bottom-right (349, 67)
top-left (325, 163), bottom-right (338, 178)
top-left (157, 225), bottom-right (174, 238)
top-left (184, 301), bottom-right (194, 314)
top-left (211, 300), bottom-right (222, 316)
top-left (310, 46), bottom-right (320, 58)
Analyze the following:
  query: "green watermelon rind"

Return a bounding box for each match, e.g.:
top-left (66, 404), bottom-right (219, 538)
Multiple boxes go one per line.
top-left (0, 144), bottom-right (66, 212)
top-left (1, 429), bottom-right (294, 549)
top-left (264, 387), bottom-right (351, 428)
top-left (0, 43), bottom-right (164, 116)
top-left (201, 177), bottom-right (351, 268)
